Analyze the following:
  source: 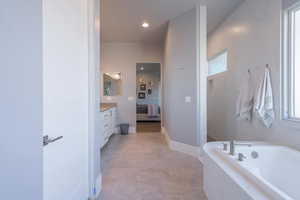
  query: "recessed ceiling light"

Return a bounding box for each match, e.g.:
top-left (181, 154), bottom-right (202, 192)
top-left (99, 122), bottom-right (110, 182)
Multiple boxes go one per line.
top-left (142, 22), bottom-right (149, 28)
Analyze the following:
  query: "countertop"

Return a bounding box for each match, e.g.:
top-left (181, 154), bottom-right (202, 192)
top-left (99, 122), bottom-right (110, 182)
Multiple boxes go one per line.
top-left (100, 103), bottom-right (117, 112)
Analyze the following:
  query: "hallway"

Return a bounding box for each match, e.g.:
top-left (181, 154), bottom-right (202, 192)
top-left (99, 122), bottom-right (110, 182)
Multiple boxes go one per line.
top-left (136, 122), bottom-right (162, 133)
top-left (99, 132), bottom-right (207, 200)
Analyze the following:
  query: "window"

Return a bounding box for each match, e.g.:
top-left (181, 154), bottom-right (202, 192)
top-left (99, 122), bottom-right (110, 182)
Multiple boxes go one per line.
top-left (283, 3), bottom-right (300, 120)
top-left (208, 50), bottom-right (228, 76)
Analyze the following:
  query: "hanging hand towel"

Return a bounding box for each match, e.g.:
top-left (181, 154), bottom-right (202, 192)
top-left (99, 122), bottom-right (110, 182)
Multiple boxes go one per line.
top-left (254, 67), bottom-right (275, 128)
top-left (236, 72), bottom-right (254, 121)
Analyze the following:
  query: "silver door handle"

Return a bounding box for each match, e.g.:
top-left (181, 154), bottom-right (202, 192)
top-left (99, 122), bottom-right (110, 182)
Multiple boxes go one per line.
top-left (43, 135), bottom-right (63, 146)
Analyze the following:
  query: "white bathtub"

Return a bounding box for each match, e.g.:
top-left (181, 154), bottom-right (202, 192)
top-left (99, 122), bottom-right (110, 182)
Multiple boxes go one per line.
top-left (203, 142), bottom-right (300, 200)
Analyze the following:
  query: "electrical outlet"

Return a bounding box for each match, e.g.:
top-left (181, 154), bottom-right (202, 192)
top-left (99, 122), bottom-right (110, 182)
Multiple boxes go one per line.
top-left (176, 66), bottom-right (185, 70)
top-left (128, 96), bottom-right (135, 101)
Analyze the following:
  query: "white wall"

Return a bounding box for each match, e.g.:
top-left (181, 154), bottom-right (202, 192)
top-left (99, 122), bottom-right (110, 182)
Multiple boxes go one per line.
top-left (208, 0), bottom-right (300, 150)
top-left (164, 8), bottom-right (199, 146)
top-left (0, 1), bottom-right (43, 199)
top-left (102, 43), bottom-right (163, 129)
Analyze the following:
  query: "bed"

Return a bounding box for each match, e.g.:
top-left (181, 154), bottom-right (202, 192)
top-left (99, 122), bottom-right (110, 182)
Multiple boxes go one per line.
top-left (136, 104), bottom-right (161, 122)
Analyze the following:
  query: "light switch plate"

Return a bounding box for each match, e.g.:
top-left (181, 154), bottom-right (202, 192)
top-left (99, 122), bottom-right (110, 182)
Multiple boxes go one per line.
top-left (128, 96), bottom-right (135, 101)
top-left (185, 96), bottom-right (192, 103)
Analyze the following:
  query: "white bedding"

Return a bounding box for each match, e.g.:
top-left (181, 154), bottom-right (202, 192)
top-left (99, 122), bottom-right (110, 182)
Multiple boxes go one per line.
top-left (137, 113), bottom-right (161, 122)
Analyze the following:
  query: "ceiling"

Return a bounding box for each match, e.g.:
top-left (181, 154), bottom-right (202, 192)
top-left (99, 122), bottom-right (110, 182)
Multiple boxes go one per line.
top-left (102, 0), bottom-right (244, 43)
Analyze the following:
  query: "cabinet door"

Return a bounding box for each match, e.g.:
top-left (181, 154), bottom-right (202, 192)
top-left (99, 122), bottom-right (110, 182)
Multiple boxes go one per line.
top-left (97, 112), bottom-right (104, 148)
top-left (112, 108), bottom-right (117, 133)
top-left (43, 0), bottom-right (90, 199)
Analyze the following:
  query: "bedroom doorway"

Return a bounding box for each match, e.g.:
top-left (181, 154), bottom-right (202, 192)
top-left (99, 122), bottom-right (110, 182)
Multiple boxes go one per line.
top-left (136, 63), bottom-right (162, 132)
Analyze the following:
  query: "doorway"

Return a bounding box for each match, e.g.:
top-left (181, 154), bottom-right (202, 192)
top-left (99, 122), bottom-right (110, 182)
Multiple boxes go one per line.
top-left (136, 63), bottom-right (162, 132)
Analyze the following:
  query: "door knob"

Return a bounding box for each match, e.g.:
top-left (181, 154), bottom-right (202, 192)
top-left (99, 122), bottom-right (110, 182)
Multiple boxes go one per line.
top-left (43, 135), bottom-right (63, 146)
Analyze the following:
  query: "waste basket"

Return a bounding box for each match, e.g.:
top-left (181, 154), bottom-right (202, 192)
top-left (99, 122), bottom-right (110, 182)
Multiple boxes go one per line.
top-left (120, 124), bottom-right (129, 135)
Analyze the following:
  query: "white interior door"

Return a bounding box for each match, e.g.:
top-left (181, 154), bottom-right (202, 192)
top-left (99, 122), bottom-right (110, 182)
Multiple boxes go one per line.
top-left (43, 0), bottom-right (90, 199)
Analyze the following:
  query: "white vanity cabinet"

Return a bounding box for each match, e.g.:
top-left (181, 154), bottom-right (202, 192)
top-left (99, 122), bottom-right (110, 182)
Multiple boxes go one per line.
top-left (101, 107), bottom-right (117, 148)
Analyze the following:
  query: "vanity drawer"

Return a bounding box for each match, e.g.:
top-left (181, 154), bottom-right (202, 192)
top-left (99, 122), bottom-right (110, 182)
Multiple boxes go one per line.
top-left (103, 122), bottom-right (111, 132)
top-left (103, 128), bottom-right (110, 138)
top-left (103, 112), bottom-right (111, 120)
top-left (100, 106), bottom-right (117, 149)
top-left (104, 127), bottom-right (112, 140)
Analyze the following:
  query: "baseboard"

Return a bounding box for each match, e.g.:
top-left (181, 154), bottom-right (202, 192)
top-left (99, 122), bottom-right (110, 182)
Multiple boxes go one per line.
top-left (129, 126), bottom-right (136, 134)
top-left (69, 181), bottom-right (89, 200)
top-left (169, 140), bottom-right (201, 158)
top-left (161, 127), bottom-right (200, 158)
top-left (95, 173), bottom-right (102, 198)
top-left (88, 173), bottom-right (102, 200)
top-left (207, 135), bottom-right (218, 142)
top-left (114, 126), bottom-right (136, 134)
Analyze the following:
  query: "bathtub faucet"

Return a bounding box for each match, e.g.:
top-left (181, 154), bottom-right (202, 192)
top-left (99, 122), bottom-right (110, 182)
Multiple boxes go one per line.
top-left (229, 141), bottom-right (252, 156)
top-left (238, 153), bottom-right (247, 161)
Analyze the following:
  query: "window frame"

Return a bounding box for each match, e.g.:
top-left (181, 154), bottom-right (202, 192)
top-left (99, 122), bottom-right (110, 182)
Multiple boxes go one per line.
top-left (282, 2), bottom-right (300, 122)
top-left (208, 49), bottom-right (228, 78)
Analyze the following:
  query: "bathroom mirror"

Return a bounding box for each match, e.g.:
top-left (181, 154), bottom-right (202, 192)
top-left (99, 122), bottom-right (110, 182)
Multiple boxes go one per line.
top-left (103, 72), bottom-right (122, 96)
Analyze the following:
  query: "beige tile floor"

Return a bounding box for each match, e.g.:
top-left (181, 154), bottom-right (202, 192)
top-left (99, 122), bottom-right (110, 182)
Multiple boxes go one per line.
top-left (99, 132), bottom-right (208, 200)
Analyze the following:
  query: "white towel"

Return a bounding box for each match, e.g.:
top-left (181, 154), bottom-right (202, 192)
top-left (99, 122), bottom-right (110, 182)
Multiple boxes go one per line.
top-left (236, 72), bottom-right (254, 121)
top-left (254, 68), bottom-right (274, 128)
top-left (148, 104), bottom-right (159, 117)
